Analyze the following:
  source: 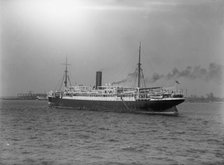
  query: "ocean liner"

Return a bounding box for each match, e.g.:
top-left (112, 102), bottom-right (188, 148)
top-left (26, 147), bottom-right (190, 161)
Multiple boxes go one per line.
top-left (48, 44), bottom-right (185, 115)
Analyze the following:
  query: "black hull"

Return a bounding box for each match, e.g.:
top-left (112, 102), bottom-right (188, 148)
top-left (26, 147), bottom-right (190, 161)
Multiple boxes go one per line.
top-left (48, 97), bottom-right (185, 115)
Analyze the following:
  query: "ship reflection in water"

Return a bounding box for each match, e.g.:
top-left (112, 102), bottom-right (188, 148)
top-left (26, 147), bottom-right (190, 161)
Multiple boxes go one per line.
top-left (48, 44), bottom-right (185, 115)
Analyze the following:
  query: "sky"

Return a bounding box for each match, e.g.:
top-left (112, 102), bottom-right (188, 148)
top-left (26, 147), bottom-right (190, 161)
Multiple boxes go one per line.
top-left (1, 0), bottom-right (224, 97)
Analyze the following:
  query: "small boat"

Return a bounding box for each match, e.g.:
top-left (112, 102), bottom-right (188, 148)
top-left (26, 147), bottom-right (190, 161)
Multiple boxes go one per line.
top-left (36, 96), bottom-right (47, 100)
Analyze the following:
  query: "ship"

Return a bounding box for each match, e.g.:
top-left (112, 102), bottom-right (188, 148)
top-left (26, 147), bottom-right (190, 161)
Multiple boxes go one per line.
top-left (48, 43), bottom-right (185, 115)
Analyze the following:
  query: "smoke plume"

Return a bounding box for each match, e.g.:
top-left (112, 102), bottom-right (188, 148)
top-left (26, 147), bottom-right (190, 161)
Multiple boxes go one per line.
top-left (112, 72), bottom-right (137, 85)
top-left (112, 63), bottom-right (223, 86)
top-left (147, 63), bottom-right (223, 83)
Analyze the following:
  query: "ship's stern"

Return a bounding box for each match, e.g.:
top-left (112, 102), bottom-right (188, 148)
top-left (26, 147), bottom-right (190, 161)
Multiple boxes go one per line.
top-left (47, 91), bottom-right (61, 107)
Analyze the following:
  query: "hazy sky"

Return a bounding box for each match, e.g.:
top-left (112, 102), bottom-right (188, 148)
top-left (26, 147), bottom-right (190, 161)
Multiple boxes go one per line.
top-left (1, 0), bottom-right (224, 97)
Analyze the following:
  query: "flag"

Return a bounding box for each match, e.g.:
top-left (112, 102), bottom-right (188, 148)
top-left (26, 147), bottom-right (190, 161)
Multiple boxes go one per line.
top-left (175, 80), bottom-right (180, 84)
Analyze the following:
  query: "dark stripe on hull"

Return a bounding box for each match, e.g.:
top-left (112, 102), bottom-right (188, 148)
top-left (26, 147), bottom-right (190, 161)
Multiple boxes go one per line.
top-left (48, 97), bottom-right (184, 114)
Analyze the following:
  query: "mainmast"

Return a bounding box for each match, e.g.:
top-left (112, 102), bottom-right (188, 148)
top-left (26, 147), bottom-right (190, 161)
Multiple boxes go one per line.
top-left (64, 57), bottom-right (69, 88)
top-left (137, 42), bottom-right (141, 88)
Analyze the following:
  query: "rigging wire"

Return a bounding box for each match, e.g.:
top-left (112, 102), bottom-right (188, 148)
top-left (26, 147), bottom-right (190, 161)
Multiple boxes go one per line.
top-left (59, 74), bottom-right (65, 90)
top-left (53, 73), bottom-right (64, 91)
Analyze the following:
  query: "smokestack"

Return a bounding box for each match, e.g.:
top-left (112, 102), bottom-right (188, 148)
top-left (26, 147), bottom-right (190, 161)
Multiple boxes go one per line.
top-left (96, 71), bottom-right (102, 89)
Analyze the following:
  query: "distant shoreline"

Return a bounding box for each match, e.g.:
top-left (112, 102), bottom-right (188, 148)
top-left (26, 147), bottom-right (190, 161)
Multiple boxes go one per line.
top-left (0, 97), bottom-right (47, 101)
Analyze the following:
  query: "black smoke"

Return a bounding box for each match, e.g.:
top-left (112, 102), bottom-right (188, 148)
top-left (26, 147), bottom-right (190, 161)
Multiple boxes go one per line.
top-left (112, 72), bottom-right (137, 85)
top-left (147, 63), bottom-right (223, 83)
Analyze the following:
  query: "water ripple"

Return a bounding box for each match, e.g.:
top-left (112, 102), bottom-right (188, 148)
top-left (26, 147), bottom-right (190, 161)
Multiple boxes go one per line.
top-left (0, 100), bottom-right (224, 164)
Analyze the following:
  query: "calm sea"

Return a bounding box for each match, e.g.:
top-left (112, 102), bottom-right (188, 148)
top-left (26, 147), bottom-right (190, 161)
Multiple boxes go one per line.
top-left (0, 100), bottom-right (224, 165)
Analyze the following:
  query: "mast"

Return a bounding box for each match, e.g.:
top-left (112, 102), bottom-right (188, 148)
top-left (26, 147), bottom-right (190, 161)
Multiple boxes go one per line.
top-left (64, 57), bottom-right (68, 88)
top-left (137, 42), bottom-right (141, 88)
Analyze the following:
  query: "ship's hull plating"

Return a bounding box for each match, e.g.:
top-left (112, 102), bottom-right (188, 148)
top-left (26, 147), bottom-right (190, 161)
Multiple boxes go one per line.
top-left (48, 97), bottom-right (185, 115)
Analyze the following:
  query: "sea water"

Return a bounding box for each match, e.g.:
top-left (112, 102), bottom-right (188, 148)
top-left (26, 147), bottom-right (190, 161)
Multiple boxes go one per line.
top-left (0, 100), bottom-right (224, 165)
